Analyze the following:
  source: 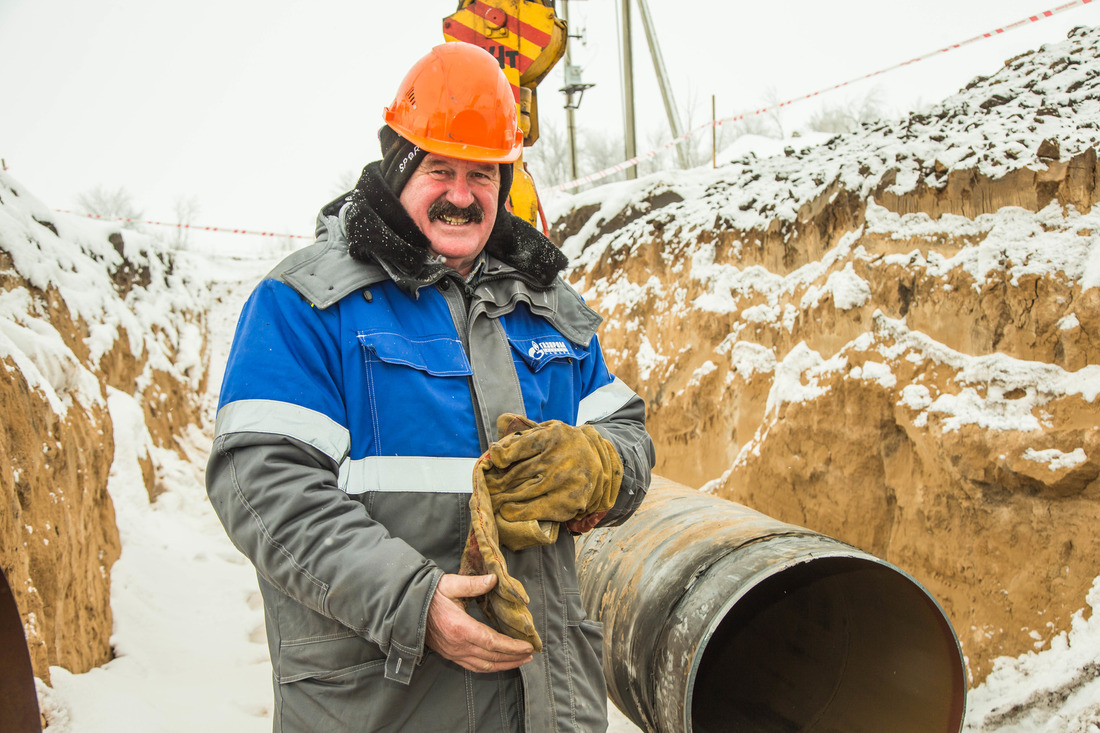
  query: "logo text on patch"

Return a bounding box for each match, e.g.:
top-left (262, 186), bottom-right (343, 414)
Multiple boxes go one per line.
top-left (528, 340), bottom-right (570, 360)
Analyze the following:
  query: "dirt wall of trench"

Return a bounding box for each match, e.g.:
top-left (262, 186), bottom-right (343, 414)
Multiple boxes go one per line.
top-left (557, 136), bottom-right (1099, 683)
top-left (0, 224), bottom-right (204, 685)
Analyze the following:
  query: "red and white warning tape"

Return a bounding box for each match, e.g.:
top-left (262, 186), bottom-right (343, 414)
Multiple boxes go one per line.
top-left (54, 209), bottom-right (314, 240)
top-left (549, 0), bottom-right (1095, 192)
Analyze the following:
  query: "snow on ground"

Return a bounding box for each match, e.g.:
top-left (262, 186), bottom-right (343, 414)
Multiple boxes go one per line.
top-left (33, 241), bottom-right (278, 732)
top-left (964, 578), bottom-right (1100, 733)
top-left (0, 171), bottom-right (205, 417)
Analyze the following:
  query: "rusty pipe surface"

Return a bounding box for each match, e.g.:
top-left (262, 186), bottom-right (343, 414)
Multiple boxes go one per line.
top-left (576, 477), bottom-right (966, 733)
top-left (0, 565), bottom-right (42, 732)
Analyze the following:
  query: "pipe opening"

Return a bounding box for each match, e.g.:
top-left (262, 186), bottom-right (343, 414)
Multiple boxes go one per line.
top-left (690, 556), bottom-right (965, 733)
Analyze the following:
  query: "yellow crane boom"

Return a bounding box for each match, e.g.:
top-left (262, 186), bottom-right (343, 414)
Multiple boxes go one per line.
top-left (442, 1), bottom-right (568, 229)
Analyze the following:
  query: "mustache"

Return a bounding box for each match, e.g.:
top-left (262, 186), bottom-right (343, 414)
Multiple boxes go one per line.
top-left (428, 198), bottom-right (484, 223)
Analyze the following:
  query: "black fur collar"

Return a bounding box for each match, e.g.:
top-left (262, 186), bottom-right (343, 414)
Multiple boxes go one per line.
top-left (341, 163), bottom-right (567, 292)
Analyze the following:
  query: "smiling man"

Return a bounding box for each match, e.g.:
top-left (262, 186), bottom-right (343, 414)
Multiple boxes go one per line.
top-left (207, 42), bottom-right (654, 733)
top-left (398, 153), bottom-right (500, 276)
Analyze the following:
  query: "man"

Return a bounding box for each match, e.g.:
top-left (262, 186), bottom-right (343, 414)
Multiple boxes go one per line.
top-left (207, 42), bottom-right (654, 733)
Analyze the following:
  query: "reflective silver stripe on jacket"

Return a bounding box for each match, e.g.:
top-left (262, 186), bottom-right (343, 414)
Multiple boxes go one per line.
top-left (215, 400), bottom-right (477, 495)
top-left (338, 456), bottom-right (478, 495)
top-left (215, 399), bottom-right (350, 463)
top-left (577, 378), bottom-right (638, 425)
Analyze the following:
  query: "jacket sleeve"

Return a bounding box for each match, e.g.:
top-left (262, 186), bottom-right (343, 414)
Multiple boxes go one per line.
top-left (589, 391), bottom-right (655, 525)
top-left (206, 279), bottom-right (440, 685)
top-left (575, 334), bottom-right (656, 526)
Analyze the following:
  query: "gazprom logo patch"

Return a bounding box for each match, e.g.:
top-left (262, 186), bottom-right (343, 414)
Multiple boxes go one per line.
top-left (527, 340), bottom-right (571, 360)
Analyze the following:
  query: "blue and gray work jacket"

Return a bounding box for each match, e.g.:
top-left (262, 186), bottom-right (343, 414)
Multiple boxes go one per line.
top-left (207, 203), bottom-right (654, 733)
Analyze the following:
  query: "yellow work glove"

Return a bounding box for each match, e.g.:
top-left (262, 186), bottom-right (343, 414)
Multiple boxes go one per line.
top-left (485, 414), bottom-right (623, 548)
top-left (459, 413), bottom-right (624, 651)
top-left (460, 453), bottom-right (541, 651)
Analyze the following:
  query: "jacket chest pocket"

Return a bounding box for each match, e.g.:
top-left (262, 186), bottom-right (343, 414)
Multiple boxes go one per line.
top-left (356, 331), bottom-right (477, 456)
top-left (360, 330), bottom-right (471, 375)
top-left (504, 332), bottom-right (590, 423)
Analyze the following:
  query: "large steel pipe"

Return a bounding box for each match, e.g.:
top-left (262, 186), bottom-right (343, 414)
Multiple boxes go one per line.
top-left (576, 477), bottom-right (966, 733)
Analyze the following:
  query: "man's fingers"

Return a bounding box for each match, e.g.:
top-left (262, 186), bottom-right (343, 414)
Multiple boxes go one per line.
top-left (566, 510), bottom-right (608, 534)
top-left (466, 619), bottom-right (535, 657)
top-left (426, 573), bottom-right (534, 673)
top-left (450, 603), bottom-right (534, 660)
top-left (432, 623), bottom-right (534, 672)
top-left (437, 572), bottom-right (496, 600)
top-left (459, 648), bottom-right (534, 671)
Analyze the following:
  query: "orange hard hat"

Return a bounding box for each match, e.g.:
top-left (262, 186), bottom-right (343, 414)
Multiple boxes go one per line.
top-left (384, 43), bottom-right (523, 164)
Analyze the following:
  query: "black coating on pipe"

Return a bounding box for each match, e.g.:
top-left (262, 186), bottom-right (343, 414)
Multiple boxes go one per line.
top-left (576, 478), bottom-right (966, 733)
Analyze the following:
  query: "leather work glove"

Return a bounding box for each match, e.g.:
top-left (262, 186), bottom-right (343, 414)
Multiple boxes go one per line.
top-left (459, 413), bottom-right (624, 652)
top-left (485, 414), bottom-right (623, 549)
top-left (460, 468), bottom-right (540, 651)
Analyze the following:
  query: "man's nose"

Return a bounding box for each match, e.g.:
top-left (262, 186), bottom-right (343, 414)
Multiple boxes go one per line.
top-left (445, 175), bottom-right (476, 208)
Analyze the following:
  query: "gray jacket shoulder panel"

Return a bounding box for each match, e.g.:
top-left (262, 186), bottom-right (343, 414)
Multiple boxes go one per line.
top-left (271, 209), bottom-right (389, 309)
top-left (480, 258), bottom-right (603, 347)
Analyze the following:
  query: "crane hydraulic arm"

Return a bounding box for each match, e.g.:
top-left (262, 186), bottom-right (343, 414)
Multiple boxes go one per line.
top-left (442, 1), bottom-right (567, 228)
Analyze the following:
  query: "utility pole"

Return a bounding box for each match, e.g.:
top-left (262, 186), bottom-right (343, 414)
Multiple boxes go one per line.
top-left (712, 95), bottom-right (717, 169)
top-left (559, 0), bottom-right (594, 182)
top-left (619, 0), bottom-right (637, 180)
top-left (563, 0), bottom-right (579, 181)
top-left (635, 0), bottom-right (689, 169)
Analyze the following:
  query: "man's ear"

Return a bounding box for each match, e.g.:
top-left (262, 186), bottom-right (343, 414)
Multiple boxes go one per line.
top-left (498, 163), bottom-right (514, 213)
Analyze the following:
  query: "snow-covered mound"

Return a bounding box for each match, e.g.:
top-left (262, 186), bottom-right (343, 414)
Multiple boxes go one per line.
top-left (551, 23), bottom-right (1100, 724)
top-left (557, 25), bottom-right (1098, 267)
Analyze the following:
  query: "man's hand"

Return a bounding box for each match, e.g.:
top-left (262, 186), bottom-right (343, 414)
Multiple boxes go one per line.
top-left (565, 509), bottom-right (608, 534)
top-left (425, 574), bottom-right (535, 673)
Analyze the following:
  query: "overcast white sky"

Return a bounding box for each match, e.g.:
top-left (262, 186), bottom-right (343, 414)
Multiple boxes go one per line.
top-left (1, 0), bottom-right (1096, 242)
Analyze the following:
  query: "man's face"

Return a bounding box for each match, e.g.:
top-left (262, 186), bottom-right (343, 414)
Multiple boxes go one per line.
top-left (399, 153), bottom-right (501, 276)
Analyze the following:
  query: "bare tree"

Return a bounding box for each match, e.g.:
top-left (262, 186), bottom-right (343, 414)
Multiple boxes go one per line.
top-left (76, 185), bottom-right (144, 229)
top-left (331, 168), bottom-right (360, 197)
top-left (579, 128), bottom-right (629, 186)
top-left (758, 86), bottom-right (787, 140)
top-left (805, 86), bottom-right (888, 134)
top-left (623, 84), bottom-right (713, 177)
top-left (524, 118), bottom-right (573, 189)
top-left (730, 112), bottom-right (779, 139)
top-left (675, 85), bottom-right (716, 169)
top-left (171, 195), bottom-right (201, 250)
top-left (637, 125), bottom-right (671, 177)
